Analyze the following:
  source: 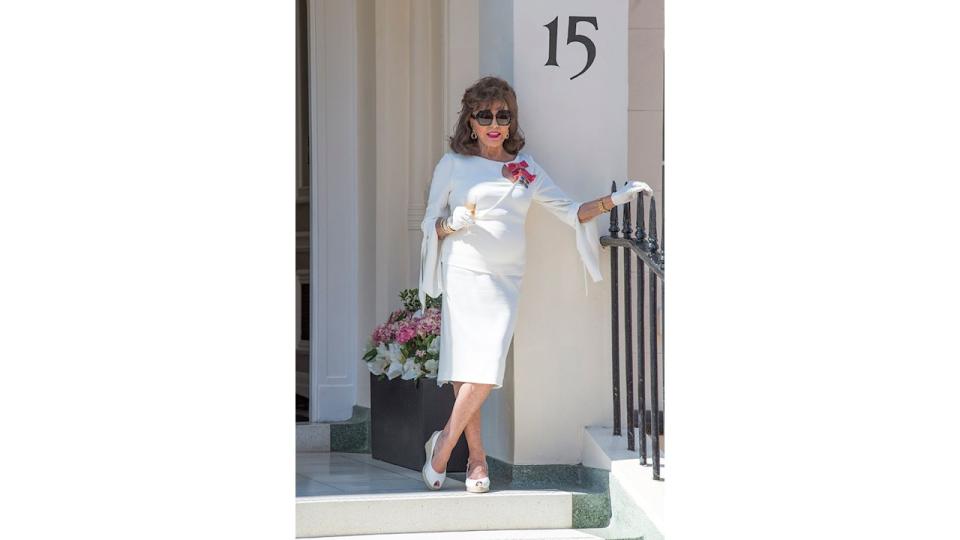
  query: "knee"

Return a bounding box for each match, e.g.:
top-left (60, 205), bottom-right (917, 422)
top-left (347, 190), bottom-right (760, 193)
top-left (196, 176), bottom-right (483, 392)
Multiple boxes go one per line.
top-left (463, 382), bottom-right (494, 395)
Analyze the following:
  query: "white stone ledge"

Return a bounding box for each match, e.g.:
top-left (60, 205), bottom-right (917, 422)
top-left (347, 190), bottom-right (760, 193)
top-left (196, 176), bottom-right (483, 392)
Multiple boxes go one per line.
top-left (296, 489), bottom-right (572, 537)
top-left (581, 425), bottom-right (665, 538)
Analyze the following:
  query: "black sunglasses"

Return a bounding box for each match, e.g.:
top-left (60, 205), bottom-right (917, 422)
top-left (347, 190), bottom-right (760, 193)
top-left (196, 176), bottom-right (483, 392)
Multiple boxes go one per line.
top-left (472, 109), bottom-right (512, 126)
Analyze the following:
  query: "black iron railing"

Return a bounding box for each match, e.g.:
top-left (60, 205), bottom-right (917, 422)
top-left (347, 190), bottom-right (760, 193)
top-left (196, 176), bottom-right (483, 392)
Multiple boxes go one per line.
top-left (600, 182), bottom-right (664, 481)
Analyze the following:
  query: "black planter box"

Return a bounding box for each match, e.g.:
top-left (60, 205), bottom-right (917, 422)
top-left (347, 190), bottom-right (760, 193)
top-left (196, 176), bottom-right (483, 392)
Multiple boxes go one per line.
top-left (369, 373), bottom-right (468, 473)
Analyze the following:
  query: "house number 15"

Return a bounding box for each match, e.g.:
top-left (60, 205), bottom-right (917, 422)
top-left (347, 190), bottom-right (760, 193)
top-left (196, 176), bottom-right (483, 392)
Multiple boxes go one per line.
top-left (544, 16), bottom-right (599, 80)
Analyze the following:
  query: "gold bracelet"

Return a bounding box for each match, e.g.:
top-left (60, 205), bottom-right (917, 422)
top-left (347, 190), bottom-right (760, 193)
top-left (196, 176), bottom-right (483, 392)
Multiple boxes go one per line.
top-left (599, 198), bottom-right (609, 212)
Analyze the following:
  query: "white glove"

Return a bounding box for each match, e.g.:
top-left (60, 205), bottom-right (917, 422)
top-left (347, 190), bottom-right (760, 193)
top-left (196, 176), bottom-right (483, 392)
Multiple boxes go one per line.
top-left (445, 205), bottom-right (475, 231)
top-left (610, 181), bottom-right (653, 206)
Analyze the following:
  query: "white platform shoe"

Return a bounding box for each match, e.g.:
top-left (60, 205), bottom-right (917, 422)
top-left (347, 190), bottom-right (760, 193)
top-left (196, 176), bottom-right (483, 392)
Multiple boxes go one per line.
top-left (421, 430), bottom-right (446, 490)
top-left (465, 458), bottom-right (490, 493)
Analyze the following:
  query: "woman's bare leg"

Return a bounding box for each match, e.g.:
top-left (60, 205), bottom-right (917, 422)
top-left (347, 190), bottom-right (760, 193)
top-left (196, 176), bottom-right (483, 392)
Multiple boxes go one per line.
top-left (451, 382), bottom-right (488, 480)
top-left (430, 381), bottom-right (492, 477)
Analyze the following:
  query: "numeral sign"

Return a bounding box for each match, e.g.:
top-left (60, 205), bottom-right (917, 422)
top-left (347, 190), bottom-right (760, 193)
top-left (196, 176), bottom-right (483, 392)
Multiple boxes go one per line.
top-left (544, 16), bottom-right (599, 80)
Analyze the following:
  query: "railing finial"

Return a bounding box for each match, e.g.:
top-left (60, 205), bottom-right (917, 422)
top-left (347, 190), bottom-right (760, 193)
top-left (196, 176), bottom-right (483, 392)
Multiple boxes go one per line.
top-left (635, 193), bottom-right (647, 244)
top-left (645, 197), bottom-right (659, 253)
top-left (622, 190), bottom-right (632, 237)
top-left (608, 180), bottom-right (620, 236)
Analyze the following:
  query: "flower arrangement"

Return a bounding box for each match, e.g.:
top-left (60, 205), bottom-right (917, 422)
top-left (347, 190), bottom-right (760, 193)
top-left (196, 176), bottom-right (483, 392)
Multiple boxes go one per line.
top-left (362, 288), bottom-right (442, 382)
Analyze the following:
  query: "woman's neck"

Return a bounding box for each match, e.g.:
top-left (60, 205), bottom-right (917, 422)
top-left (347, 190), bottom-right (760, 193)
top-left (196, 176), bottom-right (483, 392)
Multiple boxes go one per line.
top-left (478, 148), bottom-right (515, 162)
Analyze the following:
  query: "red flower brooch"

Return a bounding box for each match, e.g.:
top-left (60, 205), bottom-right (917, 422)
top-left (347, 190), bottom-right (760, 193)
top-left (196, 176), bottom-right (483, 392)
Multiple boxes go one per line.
top-left (505, 160), bottom-right (537, 189)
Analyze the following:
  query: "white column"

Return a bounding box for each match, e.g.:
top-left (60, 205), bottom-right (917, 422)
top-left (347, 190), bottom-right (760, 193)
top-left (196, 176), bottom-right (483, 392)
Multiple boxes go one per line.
top-left (308, 0), bottom-right (359, 422)
top-left (511, 0), bottom-right (629, 464)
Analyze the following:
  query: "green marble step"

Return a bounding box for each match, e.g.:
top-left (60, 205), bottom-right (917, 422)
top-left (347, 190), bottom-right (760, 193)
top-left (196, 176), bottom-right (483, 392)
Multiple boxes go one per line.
top-left (329, 405), bottom-right (370, 453)
top-left (296, 405), bottom-right (371, 453)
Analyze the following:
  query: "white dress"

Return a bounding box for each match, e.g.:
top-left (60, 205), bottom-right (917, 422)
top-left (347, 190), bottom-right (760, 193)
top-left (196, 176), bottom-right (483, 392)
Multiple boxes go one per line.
top-left (418, 151), bottom-right (603, 389)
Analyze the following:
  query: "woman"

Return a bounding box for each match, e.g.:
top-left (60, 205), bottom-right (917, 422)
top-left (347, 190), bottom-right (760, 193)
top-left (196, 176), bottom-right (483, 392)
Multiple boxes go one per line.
top-left (417, 76), bottom-right (650, 493)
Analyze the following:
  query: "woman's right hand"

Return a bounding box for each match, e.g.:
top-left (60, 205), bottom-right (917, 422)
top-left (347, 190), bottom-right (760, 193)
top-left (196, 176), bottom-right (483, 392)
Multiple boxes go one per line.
top-left (445, 205), bottom-right (476, 231)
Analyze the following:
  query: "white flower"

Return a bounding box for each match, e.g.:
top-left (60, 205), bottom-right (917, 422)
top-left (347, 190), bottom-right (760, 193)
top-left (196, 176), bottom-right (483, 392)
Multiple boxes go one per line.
top-left (386, 343), bottom-right (404, 364)
top-left (401, 357), bottom-right (423, 380)
top-left (423, 358), bottom-right (438, 378)
top-left (385, 359), bottom-right (404, 380)
top-left (366, 356), bottom-right (387, 375)
top-left (366, 343), bottom-right (393, 375)
top-left (427, 335), bottom-right (440, 354)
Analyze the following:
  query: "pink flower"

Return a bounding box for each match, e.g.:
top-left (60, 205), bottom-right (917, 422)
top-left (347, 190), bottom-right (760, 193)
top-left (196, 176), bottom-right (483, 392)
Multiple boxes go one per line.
top-left (367, 303), bottom-right (440, 351)
top-left (370, 324), bottom-right (386, 346)
top-left (395, 325), bottom-right (417, 344)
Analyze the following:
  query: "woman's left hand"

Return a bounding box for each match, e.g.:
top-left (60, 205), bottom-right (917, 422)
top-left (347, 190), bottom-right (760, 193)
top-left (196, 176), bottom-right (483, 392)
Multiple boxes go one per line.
top-left (611, 181), bottom-right (653, 206)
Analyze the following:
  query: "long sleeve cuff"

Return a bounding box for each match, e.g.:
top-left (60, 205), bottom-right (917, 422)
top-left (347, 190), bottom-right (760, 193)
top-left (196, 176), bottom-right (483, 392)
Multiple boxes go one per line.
top-left (575, 217), bottom-right (603, 296)
top-left (418, 217), bottom-right (443, 310)
top-left (563, 204), bottom-right (603, 297)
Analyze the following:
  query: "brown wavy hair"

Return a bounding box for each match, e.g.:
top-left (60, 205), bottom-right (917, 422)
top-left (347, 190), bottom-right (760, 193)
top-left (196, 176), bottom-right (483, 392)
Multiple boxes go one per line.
top-left (448, 76), bottom-right (526, 156)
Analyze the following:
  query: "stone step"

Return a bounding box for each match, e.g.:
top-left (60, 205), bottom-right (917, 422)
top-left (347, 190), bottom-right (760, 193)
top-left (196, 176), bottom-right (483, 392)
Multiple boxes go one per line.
top-left (297, 449), bottom-right (612, 538)
top-left (318, 528), bottom-right (609, 539)
top-left (296, 487), bottom-right (581, 538)
top-left (296, 406), bottom-right (371, 453)
top-left (581, 426), bottom-right (665, 540)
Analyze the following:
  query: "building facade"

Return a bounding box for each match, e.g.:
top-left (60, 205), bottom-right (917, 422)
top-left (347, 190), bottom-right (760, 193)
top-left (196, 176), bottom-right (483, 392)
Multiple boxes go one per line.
top-left (297, 0), bottom-right (664, 467)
